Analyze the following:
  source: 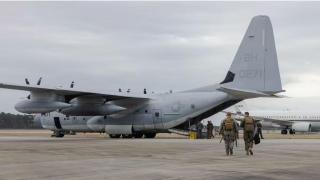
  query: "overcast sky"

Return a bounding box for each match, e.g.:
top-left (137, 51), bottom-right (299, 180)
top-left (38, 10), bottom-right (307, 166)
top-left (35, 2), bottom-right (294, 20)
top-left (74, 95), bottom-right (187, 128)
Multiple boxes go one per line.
top-left (1, 1), bottom-right (320, 113)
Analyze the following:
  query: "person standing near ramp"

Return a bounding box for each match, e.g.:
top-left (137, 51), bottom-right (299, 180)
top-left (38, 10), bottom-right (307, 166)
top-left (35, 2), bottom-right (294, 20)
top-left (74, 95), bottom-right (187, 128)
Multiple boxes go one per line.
top-left (207, 121), bottom-right (214, 139)
top-left (219, 112), bottom-right (239, 156)
top-left (241, 112), bottom-right (256, 155)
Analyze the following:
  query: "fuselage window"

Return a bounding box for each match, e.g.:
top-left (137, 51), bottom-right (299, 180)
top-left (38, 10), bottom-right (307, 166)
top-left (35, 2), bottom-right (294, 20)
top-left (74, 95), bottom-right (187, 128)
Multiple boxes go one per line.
top-left (155, 112), bottom-right (160, 117)
top-left (145, 110), bottom-right (148, 113)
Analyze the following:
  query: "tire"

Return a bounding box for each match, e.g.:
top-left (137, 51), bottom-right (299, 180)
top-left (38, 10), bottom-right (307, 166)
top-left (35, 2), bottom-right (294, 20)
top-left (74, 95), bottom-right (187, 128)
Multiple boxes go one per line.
top-left (133, 132), bottom-right (144, 138)
top-left (281, 129), bottom-right (288, 135)
top-left (144, 133), bottom-right (156, 138)
top-left (52, 131), bottom-right (64, 138)
top-left (122, 134), bottom-right (133, 138)
top-left (109, 134), bottom-right (121, 138)
top-left (289, 129), bottom-right (294, 134)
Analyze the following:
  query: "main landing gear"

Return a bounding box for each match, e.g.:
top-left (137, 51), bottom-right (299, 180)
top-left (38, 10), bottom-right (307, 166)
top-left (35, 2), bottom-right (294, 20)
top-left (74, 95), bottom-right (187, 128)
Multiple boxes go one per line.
top-left (109, 132), bottom-right (156, 139)
top-left (51, 130), bottom-right (65, 138)
top-left (281, 129), bottom-right (295, 135)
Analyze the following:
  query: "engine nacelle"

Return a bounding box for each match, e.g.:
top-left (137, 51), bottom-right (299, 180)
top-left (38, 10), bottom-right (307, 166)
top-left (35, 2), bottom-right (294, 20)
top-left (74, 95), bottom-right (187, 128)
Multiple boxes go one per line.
top-left (61, 96), bottom-right (126, 116)
top-left (292, 122), bottom-right (311, 132)
top-left (61, 104), bottom-right (125, 116)
top-left (15, 100), bottom-right (71, 114)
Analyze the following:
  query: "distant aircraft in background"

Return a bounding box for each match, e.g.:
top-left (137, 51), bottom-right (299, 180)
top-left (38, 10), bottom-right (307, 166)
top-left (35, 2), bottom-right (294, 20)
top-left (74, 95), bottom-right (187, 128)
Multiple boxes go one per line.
top-left (0, 15), bottom-right (284, 138)
top-left (232, 104), bottom-right (320, 134)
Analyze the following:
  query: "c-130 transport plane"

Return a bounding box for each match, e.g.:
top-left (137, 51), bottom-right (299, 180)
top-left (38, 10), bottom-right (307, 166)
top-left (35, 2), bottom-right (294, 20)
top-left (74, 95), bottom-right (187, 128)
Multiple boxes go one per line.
top-left (0, 15), bottom-right (284, 138)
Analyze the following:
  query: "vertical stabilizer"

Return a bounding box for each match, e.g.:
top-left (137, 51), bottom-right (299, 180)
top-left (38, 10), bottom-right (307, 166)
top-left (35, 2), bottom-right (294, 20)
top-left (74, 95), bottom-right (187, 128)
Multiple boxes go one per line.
top-left (221, 15), bottom-right (283, 95)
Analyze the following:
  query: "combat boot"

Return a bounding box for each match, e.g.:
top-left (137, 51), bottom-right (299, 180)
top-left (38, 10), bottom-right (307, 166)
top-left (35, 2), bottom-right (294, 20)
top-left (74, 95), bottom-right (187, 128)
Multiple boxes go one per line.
top-left (249, 148), bottom-right (253, 155)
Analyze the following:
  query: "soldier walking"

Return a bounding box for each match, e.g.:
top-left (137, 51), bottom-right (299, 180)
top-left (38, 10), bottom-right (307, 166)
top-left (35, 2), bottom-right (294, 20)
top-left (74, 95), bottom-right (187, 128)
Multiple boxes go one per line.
top-left (207, 121), bottom-right (214, 139)
top-left (241, 112), bottom-right (256, 155)
top-left (219, 112), bottom-right (239, 156)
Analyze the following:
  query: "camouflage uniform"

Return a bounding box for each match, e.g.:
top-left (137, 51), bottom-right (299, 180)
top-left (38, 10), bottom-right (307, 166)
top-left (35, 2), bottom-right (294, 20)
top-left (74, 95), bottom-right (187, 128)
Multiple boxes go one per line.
top-left (219, 114), bottom-right (239, 156)
top-left (207, 121), bottom-right (214, 139)
top-left (241, 115), bottom-right (256, 155)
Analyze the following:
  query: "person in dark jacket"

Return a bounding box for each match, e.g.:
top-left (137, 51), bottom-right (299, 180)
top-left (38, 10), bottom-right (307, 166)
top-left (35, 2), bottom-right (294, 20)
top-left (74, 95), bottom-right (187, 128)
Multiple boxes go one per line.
top-left (256, 121), bottom-right (264, 139)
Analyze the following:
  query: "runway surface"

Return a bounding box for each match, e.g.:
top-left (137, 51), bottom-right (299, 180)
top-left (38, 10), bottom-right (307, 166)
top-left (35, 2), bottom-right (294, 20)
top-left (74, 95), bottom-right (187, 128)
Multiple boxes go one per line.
top-left (0, 131), bottom-right (319, 180)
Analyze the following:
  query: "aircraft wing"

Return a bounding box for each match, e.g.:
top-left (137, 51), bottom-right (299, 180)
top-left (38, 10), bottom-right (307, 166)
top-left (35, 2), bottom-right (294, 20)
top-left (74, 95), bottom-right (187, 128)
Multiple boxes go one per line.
top-left (250, 116), bottom-right (293, 127)
top-left (0, 82), bottom-right (150, 103)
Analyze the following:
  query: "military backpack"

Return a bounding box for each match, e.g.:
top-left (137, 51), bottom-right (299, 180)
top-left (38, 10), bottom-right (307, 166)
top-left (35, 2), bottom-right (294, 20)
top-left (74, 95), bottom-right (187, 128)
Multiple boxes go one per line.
top-left (244, 117), bottom-right (254, 132)
top-left (224, 118), bottom-right (234, 131)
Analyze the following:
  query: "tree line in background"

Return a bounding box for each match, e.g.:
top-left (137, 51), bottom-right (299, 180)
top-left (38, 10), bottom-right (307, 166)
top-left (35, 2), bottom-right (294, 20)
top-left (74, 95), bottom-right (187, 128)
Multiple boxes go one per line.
top-left (0, 112), bottom-right (42, 129)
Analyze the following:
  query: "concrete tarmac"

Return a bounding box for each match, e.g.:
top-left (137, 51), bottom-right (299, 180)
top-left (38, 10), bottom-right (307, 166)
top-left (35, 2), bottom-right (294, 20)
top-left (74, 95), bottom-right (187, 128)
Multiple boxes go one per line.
top-left (0, 132), bottom-right (320, 180)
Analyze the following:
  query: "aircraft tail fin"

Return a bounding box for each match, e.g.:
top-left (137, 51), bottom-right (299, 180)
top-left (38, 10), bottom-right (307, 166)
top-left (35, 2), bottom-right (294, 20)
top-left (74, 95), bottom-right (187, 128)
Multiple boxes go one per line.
top-left (220, 15), bottom-right (284, 97)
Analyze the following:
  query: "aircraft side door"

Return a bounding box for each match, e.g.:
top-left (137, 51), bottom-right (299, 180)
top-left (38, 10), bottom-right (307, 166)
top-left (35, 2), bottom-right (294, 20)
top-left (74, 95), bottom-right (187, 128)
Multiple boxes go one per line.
top-left (152, 109), bottom-right (163, 130)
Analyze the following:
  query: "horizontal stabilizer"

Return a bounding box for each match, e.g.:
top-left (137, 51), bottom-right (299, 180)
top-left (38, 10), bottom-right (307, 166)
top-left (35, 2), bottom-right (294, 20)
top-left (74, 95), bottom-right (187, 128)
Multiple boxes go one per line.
top-left (218, 85), bottom-right (285, 99)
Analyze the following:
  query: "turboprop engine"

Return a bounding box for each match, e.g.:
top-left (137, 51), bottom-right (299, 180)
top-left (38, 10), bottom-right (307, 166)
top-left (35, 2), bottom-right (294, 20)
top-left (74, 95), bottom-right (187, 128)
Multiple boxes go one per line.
top-left (15, 92), bottom-right (71, 114)
top-left (60, 96), bottom-right (126, 116)
top-left (15, 100), bottom-right (71, 114)
top-left (292, 122), bottom-right (311, 132)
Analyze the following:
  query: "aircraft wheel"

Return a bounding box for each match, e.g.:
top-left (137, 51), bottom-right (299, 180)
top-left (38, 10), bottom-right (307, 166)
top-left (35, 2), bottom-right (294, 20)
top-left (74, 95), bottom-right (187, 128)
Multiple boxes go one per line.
top-left (144, 133), bottom-right (156, 138)
top-left (52, 131), bottom-right (64, 138)
top-left (122, 134), bottom-right (133, 138)
top-left (281, 129), bottom-right (288, 135)
top-left (109, 134), bottom-right (121, 138)
top-left (133, 132), bottom-right (144, 138)
top-left (289, 129), bottom-right (295, 135)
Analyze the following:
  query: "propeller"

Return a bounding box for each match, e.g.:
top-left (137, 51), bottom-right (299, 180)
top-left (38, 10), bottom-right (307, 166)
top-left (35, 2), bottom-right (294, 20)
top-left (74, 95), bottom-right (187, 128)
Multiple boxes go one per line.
top-left (70, 81), bottom-right (74, 88)
top-left (25, 78), bottom-right (30, 85)
top-left (36, 77), bottom-right (42, 85)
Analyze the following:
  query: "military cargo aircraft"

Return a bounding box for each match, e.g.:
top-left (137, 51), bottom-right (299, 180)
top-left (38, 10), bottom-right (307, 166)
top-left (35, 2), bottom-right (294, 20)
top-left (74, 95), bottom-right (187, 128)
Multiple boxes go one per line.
top-left (0, 15), bottom-right (284, 138)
